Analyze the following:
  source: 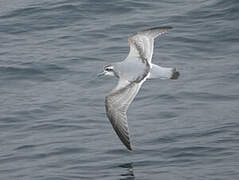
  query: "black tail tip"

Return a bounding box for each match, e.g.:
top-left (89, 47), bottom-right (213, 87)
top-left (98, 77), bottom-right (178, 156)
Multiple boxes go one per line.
top-left (171, 68), bottom-right (180, 80)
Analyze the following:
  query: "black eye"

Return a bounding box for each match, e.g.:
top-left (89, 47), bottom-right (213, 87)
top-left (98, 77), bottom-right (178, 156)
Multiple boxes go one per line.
top-left (106, 68), bottom-right (112, 71)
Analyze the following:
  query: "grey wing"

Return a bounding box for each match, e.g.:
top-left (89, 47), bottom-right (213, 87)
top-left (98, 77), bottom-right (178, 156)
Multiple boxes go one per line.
top-left (127, 26), bottom-right (172, 63)
top-left (105, 79), bottom-right (143, 150)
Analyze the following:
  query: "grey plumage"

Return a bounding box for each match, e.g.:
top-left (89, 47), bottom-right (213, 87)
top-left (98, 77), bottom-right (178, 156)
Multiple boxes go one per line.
top-left (103, 26), bottom-right (178, 150)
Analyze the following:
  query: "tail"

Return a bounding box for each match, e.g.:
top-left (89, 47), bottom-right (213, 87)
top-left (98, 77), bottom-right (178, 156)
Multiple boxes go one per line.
top-left (149, 64), bottom-right (180, 80)
top-left (171, 68), bottom-right (180, 80)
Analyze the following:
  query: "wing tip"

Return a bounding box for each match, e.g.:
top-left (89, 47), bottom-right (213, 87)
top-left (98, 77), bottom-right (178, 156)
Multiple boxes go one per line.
top-left (115, 128), bottom-right (133, 151)
top-left (148, 26), bottom-right (173, 30)
top-left (144, 26), bottom-right (173, 34)
top-left (117, 133), bottom-right (133, 151)
top-left (125, 142), bottom-right (133, 151)
top-left (135, 26), bottom-right (173, 38)
top-left (128, 146), bottom-right (133, 151)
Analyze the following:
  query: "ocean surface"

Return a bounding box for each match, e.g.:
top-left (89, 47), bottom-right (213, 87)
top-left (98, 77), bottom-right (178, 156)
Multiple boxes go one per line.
top-left (1, 0), bottom-right (239, 179)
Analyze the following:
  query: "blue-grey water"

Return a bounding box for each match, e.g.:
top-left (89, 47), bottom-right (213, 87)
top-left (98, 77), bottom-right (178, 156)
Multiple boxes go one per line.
top-left (1, 0), bottom-right (239, 179)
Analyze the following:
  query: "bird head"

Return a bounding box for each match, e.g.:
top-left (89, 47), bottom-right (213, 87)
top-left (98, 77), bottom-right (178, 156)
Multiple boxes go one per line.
top-left (98, 64), bottom-right (115, 77)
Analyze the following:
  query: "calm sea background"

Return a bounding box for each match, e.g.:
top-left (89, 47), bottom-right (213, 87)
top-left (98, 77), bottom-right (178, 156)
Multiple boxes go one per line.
top-left (0, 0), bottom-right (239, 179)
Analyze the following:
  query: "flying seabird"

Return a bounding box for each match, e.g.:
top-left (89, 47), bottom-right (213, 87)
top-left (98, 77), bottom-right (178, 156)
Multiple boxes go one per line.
top-left (98, 27), bottom-right (179, 150)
